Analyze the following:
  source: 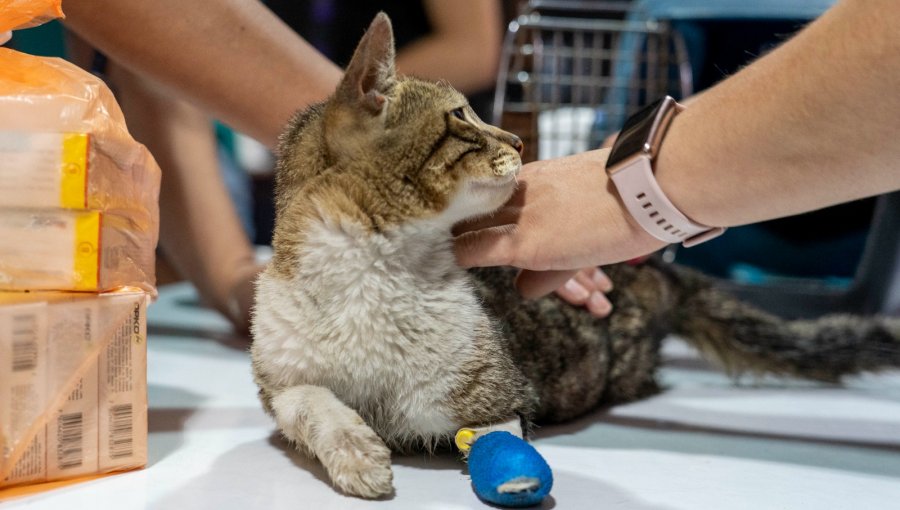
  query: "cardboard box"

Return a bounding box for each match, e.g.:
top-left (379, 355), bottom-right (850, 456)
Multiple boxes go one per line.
top-left (0, 131), bottom-right (159, 216)
top-left (0, 288), bottom-right (148, 488)
top-left (0, 49), bottom-right (161, 294)
top-left (0, 209), bottom-right (156, 292)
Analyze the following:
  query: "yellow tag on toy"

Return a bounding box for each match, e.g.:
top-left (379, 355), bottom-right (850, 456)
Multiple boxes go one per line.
top-left (455, 428), bottom-right (477, 453)
top-left (455, 417), bottom-right (523, 455)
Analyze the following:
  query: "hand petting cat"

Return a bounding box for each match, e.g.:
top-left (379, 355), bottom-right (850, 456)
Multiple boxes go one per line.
top-left (456, 125), bottom-right (621, 316)
top-left (453, 148), bottom-right (666, 300)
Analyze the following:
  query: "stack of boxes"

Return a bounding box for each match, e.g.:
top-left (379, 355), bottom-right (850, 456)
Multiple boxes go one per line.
top-left (0, 2), bottom-right (161, 489)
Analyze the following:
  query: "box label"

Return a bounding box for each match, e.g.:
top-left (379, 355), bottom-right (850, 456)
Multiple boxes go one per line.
top-left (1, 292), bottom-right (147, 487)
top-left (0, 303), bottom-right (48, 486)
top-left (0, 132), bottom-right (88, 209)
top-left (0, 209), bottom-right (101, 291)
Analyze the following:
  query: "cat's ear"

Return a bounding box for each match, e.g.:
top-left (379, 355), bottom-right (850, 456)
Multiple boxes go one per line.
top-left (336, 12), bottom-right (396, 115)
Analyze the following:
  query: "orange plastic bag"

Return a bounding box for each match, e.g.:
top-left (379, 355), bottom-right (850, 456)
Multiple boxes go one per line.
top-left (0, 0), bottom-right (62, 33)
top-left (0, 49), bottom-right (162, 293)
top-left (0, 0), bottom-right (162, 293)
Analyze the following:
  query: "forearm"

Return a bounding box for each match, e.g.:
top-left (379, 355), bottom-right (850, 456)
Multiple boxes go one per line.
top-left (656, 0), bottom-right (900, 228)
top-left (396, 0), bottom-right (501, 94)
top-left (107, 64), bottom-right (257, 315)
top-left (396, 35), bottom-right (500, 95)
top-left (63, 0), bottom-right (341, 147)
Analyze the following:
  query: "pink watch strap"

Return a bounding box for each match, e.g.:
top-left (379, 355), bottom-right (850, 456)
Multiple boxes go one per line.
top-left (610, 157), bottom-right (725, 247)
top-left (607, 97), bottom-right (725, 247)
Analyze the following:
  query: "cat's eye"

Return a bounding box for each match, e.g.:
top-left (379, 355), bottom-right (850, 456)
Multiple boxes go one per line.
top-left (451, 107), bottom-right (466, 121)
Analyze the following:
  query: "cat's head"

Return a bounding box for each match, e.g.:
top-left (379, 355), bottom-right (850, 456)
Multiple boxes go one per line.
top-left (318, 13), bottom-right (523, 227)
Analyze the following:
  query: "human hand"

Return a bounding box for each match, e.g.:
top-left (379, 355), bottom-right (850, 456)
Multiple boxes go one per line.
top-left (453, 148), bottom-right (666, 275)
top-left (547, 267), bottom-right (614, 317)
top-left (509, 267), bottom-right (614, 316)
top-left (518, 136), bottom-right (619, 316)
top-left (0, 32), bottom-right (11, 45)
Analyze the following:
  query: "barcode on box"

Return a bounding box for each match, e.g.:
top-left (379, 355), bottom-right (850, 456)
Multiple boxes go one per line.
top-left (109, 404), bottom-right (133, 459)
top-left (56, 412), bottom-right (84, 469)
top-left (2, 291), bottom-right (148, 487)
top-left (11, 314), bottom-right (38, 372)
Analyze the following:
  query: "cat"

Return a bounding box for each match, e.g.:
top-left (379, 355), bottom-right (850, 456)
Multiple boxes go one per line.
top-left (250, 13), bottom-right (900, 499)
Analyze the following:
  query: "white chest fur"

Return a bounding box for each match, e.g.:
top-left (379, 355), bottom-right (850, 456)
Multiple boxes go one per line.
top-left (253, 214), bottom-right (484, 440)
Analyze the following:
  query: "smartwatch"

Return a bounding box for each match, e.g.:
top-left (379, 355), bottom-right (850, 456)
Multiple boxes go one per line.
top-left (605, 96), bottom-right (725, 247)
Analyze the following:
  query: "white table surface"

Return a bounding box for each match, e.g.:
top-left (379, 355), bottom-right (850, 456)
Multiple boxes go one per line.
top-left (3, 282), bottom-right (899, 509)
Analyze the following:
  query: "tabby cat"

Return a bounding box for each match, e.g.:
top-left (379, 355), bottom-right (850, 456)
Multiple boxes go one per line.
top-left (251, 13), bottom-right (900, 499)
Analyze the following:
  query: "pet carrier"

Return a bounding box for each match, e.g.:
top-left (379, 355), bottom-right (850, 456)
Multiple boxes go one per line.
top-left (494, 0), bottom-right (692, 163)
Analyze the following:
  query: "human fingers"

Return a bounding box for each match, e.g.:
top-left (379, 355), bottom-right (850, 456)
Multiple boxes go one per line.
top-left (518, 267), bottom-right (615, 317)
top-left (516, 269), bottom-right (580, 300)
top-left (573, 268), bottom-right (614, 317)
top-left (585, 290), bottom-right (613, 318)
top-left (577, 267), bottom-right (613, 294)
top-left (452, 206), bottom-right (521, 236)
top-left (452, 175), bottom-right (534, 235)
top-left (453, 224), bottom-right (519, 268)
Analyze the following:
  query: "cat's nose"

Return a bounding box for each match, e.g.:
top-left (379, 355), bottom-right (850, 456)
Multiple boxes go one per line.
top-left (510, 135), bottom-right (524, 155)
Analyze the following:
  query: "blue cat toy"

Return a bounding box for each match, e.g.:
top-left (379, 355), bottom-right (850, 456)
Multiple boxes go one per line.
top-left (456, 427), bottom-right (553, 507)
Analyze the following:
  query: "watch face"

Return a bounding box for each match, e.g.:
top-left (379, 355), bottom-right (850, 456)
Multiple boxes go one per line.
top-left (606, 98), bottom-right (665, 169)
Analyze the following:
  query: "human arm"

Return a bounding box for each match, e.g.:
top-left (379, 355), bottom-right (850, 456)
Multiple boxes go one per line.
top-left (104, 62), bottom-right (260, 332)
top-left (455, 0), bottom-right (900, 296)
top-left (394, 0), bottom-right (502, 95)
top-left (62, 0), bottom-right (342, 147)
top-left (654, 0), bottom-right (900, 228)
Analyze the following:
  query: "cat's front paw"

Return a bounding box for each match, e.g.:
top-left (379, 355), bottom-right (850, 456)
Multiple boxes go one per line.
top-left (320, 424), bottom-right (394, 498)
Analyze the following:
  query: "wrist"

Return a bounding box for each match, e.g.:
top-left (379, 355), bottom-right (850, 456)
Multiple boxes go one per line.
top-left (652, 111), bottom-right (722, 229)
top-left (605, 98), bottom-right (725, 247)
top-left (594, 150), bottom-right (669, 260)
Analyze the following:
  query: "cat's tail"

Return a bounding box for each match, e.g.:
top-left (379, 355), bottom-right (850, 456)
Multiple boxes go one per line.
top-left (661, 263), bottom-right (900, 382)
